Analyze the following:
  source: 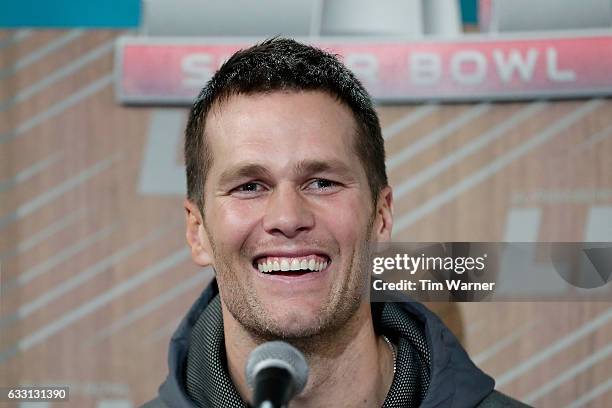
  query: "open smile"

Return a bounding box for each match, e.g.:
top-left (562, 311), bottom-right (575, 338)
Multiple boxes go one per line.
top-left (253, 254), bottom-right (330, 274)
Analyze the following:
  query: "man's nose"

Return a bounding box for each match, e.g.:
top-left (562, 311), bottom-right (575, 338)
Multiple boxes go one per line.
top-left (262, 185), bottom-right (315, 238)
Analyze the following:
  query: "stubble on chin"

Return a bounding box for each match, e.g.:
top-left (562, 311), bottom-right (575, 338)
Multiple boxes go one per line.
top-left (211, 250), bottom-right (371, 350)
top-left (208, 213), bottom-right (376, 348)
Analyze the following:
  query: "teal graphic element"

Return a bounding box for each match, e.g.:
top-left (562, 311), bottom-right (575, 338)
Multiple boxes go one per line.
top-left (460, 0), bottom-right (478, 24)
top-left (0, 0), bottom-right (140, 28)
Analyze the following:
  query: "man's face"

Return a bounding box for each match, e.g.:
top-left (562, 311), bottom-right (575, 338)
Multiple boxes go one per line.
top-left (196, 90), bottom-right (390, 339)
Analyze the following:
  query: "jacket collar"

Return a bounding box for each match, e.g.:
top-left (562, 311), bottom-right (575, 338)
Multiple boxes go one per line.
top-left (159, 279), bottom-right (494, 408)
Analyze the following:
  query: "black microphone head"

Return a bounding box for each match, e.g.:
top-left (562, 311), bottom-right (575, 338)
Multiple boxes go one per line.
top-left (245, 341), bottom-right (309, 396)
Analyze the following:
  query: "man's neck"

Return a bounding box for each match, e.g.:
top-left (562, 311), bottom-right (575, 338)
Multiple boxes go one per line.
top-left (221, 302), bottom-right (395, 408)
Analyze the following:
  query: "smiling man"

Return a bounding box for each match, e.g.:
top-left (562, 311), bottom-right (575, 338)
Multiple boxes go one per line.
top-left (143, 38), bottom-right (528, 408)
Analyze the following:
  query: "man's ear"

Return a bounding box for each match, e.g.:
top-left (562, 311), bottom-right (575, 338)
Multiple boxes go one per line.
top-left (373, 186), bottom-right (393, 243)
top-left (184, 198), bottom-right (213, 267)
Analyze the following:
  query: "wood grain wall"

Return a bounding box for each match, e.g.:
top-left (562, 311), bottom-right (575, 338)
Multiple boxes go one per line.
top-left (1, 30), bottom-right (610, 407)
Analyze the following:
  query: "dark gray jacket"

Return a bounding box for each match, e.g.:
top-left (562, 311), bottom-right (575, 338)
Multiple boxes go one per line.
top-left (143, 281), bottom-right (530, 408)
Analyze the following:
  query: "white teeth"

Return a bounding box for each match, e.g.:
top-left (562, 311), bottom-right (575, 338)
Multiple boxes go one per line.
top-left (257, 257), bottom-right (329, 273)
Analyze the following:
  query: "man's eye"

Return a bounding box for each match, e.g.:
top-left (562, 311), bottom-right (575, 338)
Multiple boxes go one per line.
top-left (307, 179), bottom-right (339, 190)
top-left (233, 182), bottom-right (264, 193)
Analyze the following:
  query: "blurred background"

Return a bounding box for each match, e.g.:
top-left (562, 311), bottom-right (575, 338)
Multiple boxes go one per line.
top-left (1, 0), bottom-right (611, 406)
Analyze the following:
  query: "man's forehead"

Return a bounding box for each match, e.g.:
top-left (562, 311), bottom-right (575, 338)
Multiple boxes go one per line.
top-left (204, 90), bottom-right (357, 135)
top-left (203, 90), bottom-right (362, 167)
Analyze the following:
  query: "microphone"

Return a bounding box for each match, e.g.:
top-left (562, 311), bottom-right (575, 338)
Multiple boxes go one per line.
top-left (245, 341), bottom-right (309, 408)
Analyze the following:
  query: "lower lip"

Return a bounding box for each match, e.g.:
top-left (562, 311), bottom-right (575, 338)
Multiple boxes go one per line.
top-left (253, 263), bottom-right (331, 284)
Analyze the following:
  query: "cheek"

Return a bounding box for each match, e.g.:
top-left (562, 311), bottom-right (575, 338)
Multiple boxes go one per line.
top-left (209, 199), bottom-right (263, 244)
top-left (318, 195), bottom-right (372, 244)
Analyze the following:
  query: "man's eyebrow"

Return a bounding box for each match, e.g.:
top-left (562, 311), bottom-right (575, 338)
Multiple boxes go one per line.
top-left (293, 159), bottom-right (354, 178)
top-left (218, 163), bottom-right (272, 186)
top-left (217, 159), bottom-right (355, 186)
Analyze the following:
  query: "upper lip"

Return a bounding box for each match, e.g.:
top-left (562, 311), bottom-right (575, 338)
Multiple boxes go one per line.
top-left (252, 248), bottom-right (331, 262)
